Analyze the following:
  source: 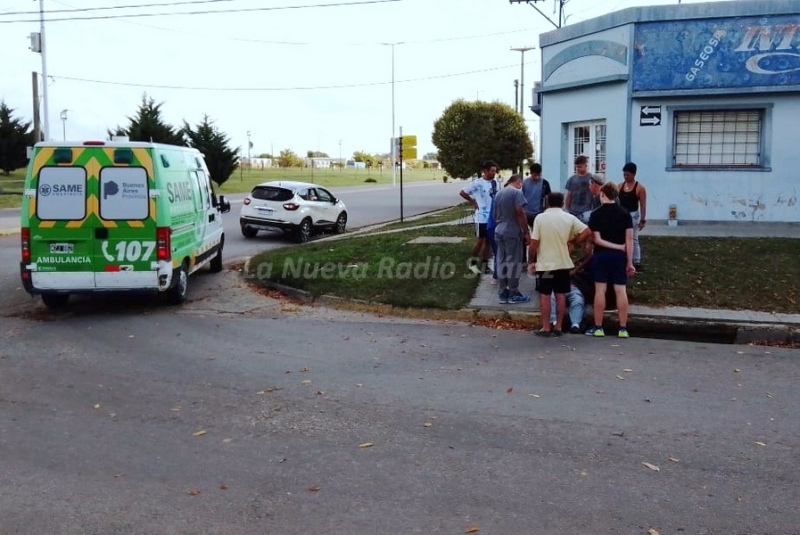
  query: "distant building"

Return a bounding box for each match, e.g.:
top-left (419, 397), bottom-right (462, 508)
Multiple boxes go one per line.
top-left (534, 0), bottom-right (800, 222)
top-left (345, 160), bottom-right (367, 169)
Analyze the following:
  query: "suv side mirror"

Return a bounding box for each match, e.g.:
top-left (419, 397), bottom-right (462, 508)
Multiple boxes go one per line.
top-left (218, 195), bottom-right (231, 214)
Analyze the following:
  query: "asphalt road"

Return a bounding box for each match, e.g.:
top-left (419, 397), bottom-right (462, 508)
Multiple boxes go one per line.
top-left (1, 269), bottom-right (799, 534)
top-left (1, 179), bottom-right (799, 534)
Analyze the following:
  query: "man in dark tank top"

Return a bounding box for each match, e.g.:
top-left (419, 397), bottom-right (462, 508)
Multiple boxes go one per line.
top-left (617, 162), bottom-right (647, 270)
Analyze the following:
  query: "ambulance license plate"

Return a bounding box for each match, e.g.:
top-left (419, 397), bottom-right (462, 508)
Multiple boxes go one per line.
top-left (50, 243), bottom-right (74, 254)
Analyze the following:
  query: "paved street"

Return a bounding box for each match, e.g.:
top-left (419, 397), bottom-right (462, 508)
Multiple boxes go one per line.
top-left (1, 270), bottom-right (799, 534)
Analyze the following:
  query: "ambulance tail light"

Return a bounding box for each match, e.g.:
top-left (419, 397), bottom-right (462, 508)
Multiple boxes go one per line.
top-left (156, 227), bottom-right (171, 261)
top-left (21, 228), bottom-right (31, 262)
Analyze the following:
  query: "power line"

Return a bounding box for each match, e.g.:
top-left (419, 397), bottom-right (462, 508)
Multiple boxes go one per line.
top-left (49, 62), bottom-right (535, 92)
top-left (0, 0), bottom-right (233, 17)
top-left (0, 0), bottom-right (401, 23)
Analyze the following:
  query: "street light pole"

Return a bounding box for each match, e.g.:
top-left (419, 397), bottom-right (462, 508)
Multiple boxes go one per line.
top-left (60, 109), bottom-right (68, 140)
top-left (382, 42), bottom-right (403, 188)
top-left (511, 46), bottom-right (535, 116)
top-left (246, 131), bottom-right (251, 172)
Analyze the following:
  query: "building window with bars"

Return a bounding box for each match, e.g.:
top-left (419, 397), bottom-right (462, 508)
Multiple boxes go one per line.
top-left (673, 109), bottom-right (763, 168)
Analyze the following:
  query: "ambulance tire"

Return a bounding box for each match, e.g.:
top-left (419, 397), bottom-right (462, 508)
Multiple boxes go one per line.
top-left (295, 218), bottom-right (313, 243)
top-left (168, 261), bottom-right (189, 305)
top-left (209, 239), bottom-right (224, 273)
top-left (41, 292), bottom-right (69, 309)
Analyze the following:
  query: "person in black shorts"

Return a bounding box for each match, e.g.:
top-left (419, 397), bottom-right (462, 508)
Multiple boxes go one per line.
top-left (586, 182), bottom-right (635, 338)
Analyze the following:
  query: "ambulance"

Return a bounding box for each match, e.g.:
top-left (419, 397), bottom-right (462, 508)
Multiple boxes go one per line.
top-left (19, 140), bottom-right (231, 308)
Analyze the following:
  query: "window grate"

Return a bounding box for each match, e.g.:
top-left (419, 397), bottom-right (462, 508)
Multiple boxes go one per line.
top-left (674, 110), bottom-right (762, 167)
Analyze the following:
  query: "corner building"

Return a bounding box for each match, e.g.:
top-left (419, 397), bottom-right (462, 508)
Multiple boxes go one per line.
top-left (534, 0), bottom-right (800, 222)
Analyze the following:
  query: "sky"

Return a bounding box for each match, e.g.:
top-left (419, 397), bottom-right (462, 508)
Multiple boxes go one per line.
top-left (0, 0), bottom-right (728, 161)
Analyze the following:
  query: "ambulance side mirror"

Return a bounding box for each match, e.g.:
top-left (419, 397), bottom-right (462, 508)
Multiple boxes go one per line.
top-left (218, 195), bottom-right (231, 214)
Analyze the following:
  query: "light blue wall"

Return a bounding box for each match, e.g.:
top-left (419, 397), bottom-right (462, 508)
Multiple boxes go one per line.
top-left (630, 94), bottom-right (798, 222)
top-left (539, 83), bottom-right (629, 189)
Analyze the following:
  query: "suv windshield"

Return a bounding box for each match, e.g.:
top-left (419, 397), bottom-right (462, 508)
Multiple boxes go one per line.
top-left (251, 186), bottom-right (293, 202)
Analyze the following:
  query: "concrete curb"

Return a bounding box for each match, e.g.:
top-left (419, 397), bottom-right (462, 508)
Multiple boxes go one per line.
top-left (0, 227), bottom-right (20, 237)
top-left (246, 274), bottom-right (800, 345)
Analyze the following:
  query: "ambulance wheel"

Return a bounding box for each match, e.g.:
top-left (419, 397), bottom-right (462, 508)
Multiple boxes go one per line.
top-left (295, 218), bottom-right (313, 243)
top-left (241, 225), bottom-right (258, 238)
top-left (209, 239), bottom-right (224, 273)
top-left (41, 292), bottom-right (69, 309)
top-left (168, 262), bottom-right (189, 305)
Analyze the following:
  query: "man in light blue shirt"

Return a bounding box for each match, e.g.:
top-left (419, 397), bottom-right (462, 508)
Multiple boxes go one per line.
top-left (460, 160), bottom-right (499, 274)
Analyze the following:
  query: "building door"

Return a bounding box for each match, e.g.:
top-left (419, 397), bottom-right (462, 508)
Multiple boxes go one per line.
top-left (568, 121), bottom-right (607, 179)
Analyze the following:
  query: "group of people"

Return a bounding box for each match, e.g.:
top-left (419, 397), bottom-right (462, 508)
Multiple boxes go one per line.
top-left (458, 156), bottom-right (647, 338)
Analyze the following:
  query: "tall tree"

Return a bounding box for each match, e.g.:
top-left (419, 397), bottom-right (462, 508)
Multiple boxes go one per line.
top-left (110, 94), bottom-right (184, 145)
top-left (0, 101), bottom-right (35, 175)
top-left (278, 149), bottom-right (303, 168)
top-left (352, 150), bottom-right (377, 168)
top-left (432, 100), bottom-right (532, 178)
top-left (306, 150), bottom-right (329, 158)
top-left (183, 115), bottom-right (239, 187)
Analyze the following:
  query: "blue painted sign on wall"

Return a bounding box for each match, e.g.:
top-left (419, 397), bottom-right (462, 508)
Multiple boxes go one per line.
top-left (633, 15), bottom-right (800, 91)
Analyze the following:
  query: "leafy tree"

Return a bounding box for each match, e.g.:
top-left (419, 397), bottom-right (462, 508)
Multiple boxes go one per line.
top-left (257, 153), bottom-right (273, 159)
top-left (109, 94), bottom-right (184, 145)
top-left (0, 101), bottom-right (35, 175)
top-left (278, 149), bottom-right (303, 168)
top-left (432, 100), bottom-right (532, 178)
top-left (423, 151), bottom-right (439, 161)
top-left (353, 150), bottom-right (378, 168)
top-left (183, 115), bottom-right (239, 187)
top-left (306, 150), bottom-right (329, 158)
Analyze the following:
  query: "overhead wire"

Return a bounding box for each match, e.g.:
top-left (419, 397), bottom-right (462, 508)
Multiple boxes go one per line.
top-left (49, 62), bottom-right (537, 92)
top-left (0, 0), bottom-right (402, 24)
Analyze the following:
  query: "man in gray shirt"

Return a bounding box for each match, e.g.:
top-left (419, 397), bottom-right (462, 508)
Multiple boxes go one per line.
top-left (492, 174), bottom-right (531, 304)
top-left (522, 163), bottom-right (552, 228)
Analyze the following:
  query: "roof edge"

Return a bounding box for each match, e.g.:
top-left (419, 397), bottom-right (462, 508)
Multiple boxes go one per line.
top-left (540, 0), bottom-right (800, 47)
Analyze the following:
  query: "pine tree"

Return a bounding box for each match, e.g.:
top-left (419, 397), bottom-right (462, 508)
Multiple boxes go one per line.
top-left (0, 101), bottom-right (35, 175)
top-left (183, 115), bottom-right (239, 187)
top-left (109, 94), bottom-right (184, 145)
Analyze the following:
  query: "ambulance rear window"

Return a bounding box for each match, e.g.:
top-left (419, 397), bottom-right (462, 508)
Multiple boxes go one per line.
top-left (36, 167), bottom-right (87, 221)
top-left (99, 167), bottom-right (149, 220)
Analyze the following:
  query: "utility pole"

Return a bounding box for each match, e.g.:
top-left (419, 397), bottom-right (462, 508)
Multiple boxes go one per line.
top-left (508, 0), bottom-right (568, 29)
top-left (514, 79), bottom-right (519, 114)
top-left (31, 72), bottom-right (41, 142)
top-left (39, 0), bottom-right (50, 140)
top-left (511, 47), bottom-right (535, 116)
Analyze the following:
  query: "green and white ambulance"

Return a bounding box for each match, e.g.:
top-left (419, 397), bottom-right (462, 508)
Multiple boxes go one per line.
top-left (19, 140), bottom-right (231, 308)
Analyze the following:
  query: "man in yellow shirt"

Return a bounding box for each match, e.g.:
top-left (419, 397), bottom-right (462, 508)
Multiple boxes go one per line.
top-left (528, 192), bottom-right (592, 337)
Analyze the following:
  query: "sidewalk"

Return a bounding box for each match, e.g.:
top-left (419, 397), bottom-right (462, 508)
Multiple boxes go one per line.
top-left (467, 220), bottom-right (800, 342)
top-left (0, 212), bottom-right (18, 237)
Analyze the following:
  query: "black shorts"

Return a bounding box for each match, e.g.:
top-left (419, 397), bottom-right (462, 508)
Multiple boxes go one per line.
top-left (475, 222), bottom-right (488, 238)
top-left (535, 269), bottom-right (571, 295)
top-left (592, 250), bottom-right (628, 286)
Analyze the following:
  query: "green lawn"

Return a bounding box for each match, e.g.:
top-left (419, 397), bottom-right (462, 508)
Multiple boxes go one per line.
top-left (0, 170), bottom-right (25, 209)
top-left (219, 167), bottom-right (445, 195)
top-left (248, 214), bottom-right (800, 314)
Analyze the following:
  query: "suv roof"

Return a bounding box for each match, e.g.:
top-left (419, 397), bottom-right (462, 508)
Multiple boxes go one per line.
top-left (252, 181), bottom-right (321, 192)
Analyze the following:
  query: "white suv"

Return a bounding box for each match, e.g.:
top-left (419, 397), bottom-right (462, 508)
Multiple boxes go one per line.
top-left (239, 181), bottom-right (348, 243)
